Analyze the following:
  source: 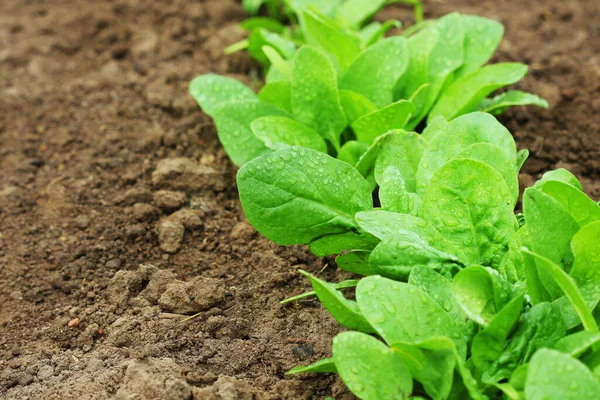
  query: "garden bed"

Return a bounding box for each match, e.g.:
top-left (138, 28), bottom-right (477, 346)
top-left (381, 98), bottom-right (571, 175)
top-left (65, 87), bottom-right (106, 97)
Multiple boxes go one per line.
top-left (0, 0), bottom-right (599, 398)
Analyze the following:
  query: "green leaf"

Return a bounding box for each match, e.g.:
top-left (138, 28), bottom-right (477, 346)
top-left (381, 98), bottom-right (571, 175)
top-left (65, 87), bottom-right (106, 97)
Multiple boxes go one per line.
top-left (291, 46), bottom-right (347, 147)
top-left (470, 294), bottom-right (525, 374)
top-left (258, 80), bottom-right (292, 113)
top-left (533, 168), bottom-right (583, 191)
top-left (416, 112), bottom-right (517, 197)
top-left (237, 147), bottom-right (372, 245)
top-left (570, 221), bottom-right (600, 285)
top-left (369, 235), bottom-right (462, 280)
top-left (421, 159), bottom-right (515, 268)
top-left (553, 280), bottom-right (600, 329)
top-left (554, 331), bottom-right (600, 358)
top-left (333, 331), bottom-right (413, 400)
top-left (262, 45), bottom-right (292, 78)
top-left (239, 17), bottom-right (285, 33)
top-left (360, 20), bottom-right (402, 47)
top-left (281, 279), bottom-right (359, 304)
top-left (287, 358), bottom-right (337, 374)
top-left (428, 63), bottom-right (528, 122)
top-left (250, 116), bottom-right (328, 152)
top-left (408, 266), bottom-right (473, 336)
top-left (478, 90), bottom-right (549, 115)
top-left (334, 0), bottom-right (387, 29)
top-left (337, 140), bottom-right (369, 166)
top-left (454, 15), bottom-right (503, 78)
top-left (452, 266), bottom-right (516, 326)
top-left (498, 225), bottom-right (530, 282)
top-left (405, 13), bottom-right (465, 128)
top-left (356, 276), bottom-right (467, 358)
top-left (523, 249), bottom-right (599, 333)
top-left (523, 188), bottom-right (579, 296)
top-left (540, 180), bottom-right (600, 227)
top-left (212, 100), bottom-right (288, 166)
top-left (299, 10), bottom-right (362, 72)
top-left (526, 349), bottom-right (600, 400)
top-left (299, 270), bottom-right (374, 332)
top-left (338, 90), bottom-right (377, 124)
top-left (340, 36), bottom-right (409, 108)
top-left (288, 0), bottom-right (342, 16)
top-left (248, 29), bottom-right (296, 66)
top-left (189, 74), bottom-right (256, 117)
top-left (308, 231), bottom-right (378, 256)
top-left (351, 100), bottom-right (415, 144)
top-left (355, 210), bottom-right (432, 241)
top-left (391, 337), bottom-right (457, 400)
top-left (516, 148), bottom-right (529, 172)
top-left (379, 166), bottom-right (413, 214)
top-left (483, 303), bottom-right (566, 384)
top-left (453, 142), bottom-right (519, 206)
top-left (374, 131), bottom-right (425, 192)
top-left (336, 250), bottom-right (374, 276)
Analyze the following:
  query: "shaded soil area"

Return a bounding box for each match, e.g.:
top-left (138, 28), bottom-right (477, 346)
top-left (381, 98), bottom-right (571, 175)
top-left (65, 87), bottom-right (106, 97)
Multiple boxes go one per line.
top-left (0, 0), bottom-right (598, 398)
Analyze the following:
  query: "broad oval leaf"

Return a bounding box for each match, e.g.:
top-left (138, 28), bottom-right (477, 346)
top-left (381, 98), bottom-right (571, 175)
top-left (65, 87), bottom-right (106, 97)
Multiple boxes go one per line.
top-left (299, 10), bottom-right (362, 72)
top-left (428, 62), bottom-right (528, 122)
top-left (453, 142), bottom-right (519, 206)
top-left (237, 146), bottom-right (372, 245)
top-left (526, 349), bottom-right (600, 400)
top-left (291, 46), bottom-right (347, 147)
top-left (338, 90), bottom-right (377, 124)
top-left (356, 276), bottom-right (467, 358)
top-left (570, 220), bottom-right (600, 285)
top-left (421, 159), bottom-right (515, 268)
top-left (554, 331), bottom-right (600, 358)
top-left (355, 210), bottom-right (431, 241)
top-left (374, 131), bottom-right (425, 192)
top-left (258, 80), bottom-right (292, 113)
top-left (454, 15), bottom-right (503, 78)
top-left (540, 180), bottom-right (600, 227)
top-left (333, 331), bottom-right (413, 400)
top-left (369, 236), bottom-right (461, 280)
top-left (340, 36), bottom-right (409, 108)
top-left (250, 116), bottom-right (327, 152)
top-left (212, 100), bottom-right (288, 166)
top-left (189, 74), bottom-right (256, 117)
top-left (351, 100), bottom-right (415, 144)
top-left (416, 112), bottom-right (517, 196)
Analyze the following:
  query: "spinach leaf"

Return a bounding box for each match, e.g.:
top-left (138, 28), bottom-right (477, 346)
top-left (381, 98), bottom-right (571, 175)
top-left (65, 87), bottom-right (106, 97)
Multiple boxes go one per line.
top-left (351, 100), bottom-right (415, 144)
top-left (421, 159), bottom-right (515, 268)
top-left (478, 90), bottom-right (549, 115)
top-left (299, 270), bottom-right (374, 332)
top-left (540, 180), bottom-right (600, 227)
top-left (356, 276), bottom-right (467, 358)
top-left (570, 221), bottom-right (600, 285)
top-left (258, 80), bottom-right (292, 112)
top-left (237, 146), bottom-right (372, 245)
top-left (333, 331), bottom-right (413, 400)
top-left (287, 357), bottom-right (337, 374)
top-left (189, 74), bottom-right (256, 117)
top-left (291, 46), bottom-right (347, 147)
top-left (338, 90), bottom-right (377, 123)
top-left (340, 36), bottom-right (409, 108)
top-left (251, 116), bottom-right (328, 152)
top-left (416, 112), bottom-right (516, 196)
top-left (428, 63), bottom-right (528, 122)
top-left (455, 15), bottom-right (503, 78)
top-left (526, 349), bottom-right (600, 400)
top-left (212, 100), bottom-right (288, 166)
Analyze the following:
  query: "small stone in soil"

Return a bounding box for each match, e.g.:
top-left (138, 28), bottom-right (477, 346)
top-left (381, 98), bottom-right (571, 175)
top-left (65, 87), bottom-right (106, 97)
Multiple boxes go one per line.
top-left (157, 218), bottom-right (185, 253)
top-left (153, 190), bottom-right (187, 211)
top-left (68, 318), bottom-right (81, 328)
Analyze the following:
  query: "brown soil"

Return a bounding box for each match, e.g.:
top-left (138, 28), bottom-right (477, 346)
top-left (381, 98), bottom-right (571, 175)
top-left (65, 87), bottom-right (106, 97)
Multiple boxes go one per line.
top-left (0, 0), bottom-right (598, 399)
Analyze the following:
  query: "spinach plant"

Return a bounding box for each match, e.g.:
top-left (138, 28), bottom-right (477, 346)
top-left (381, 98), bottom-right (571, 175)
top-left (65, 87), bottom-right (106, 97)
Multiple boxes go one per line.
top-left (238, 111), bottom-right (600, 398)
top-left (191, 11), bottom-right (547, 166)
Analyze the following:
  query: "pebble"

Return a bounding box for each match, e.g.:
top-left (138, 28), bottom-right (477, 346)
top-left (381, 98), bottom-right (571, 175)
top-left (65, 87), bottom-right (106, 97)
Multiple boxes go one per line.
top-left (68, 318), bottom-right (81, 328)
top-left (153, 190), bottom-right (187, 211)
top-left (37, 365), bottom-right (54, 380)
top-left (151, 158), bottom-right (221, 191)
top-left (157, 219), bottom-right (185, 253)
